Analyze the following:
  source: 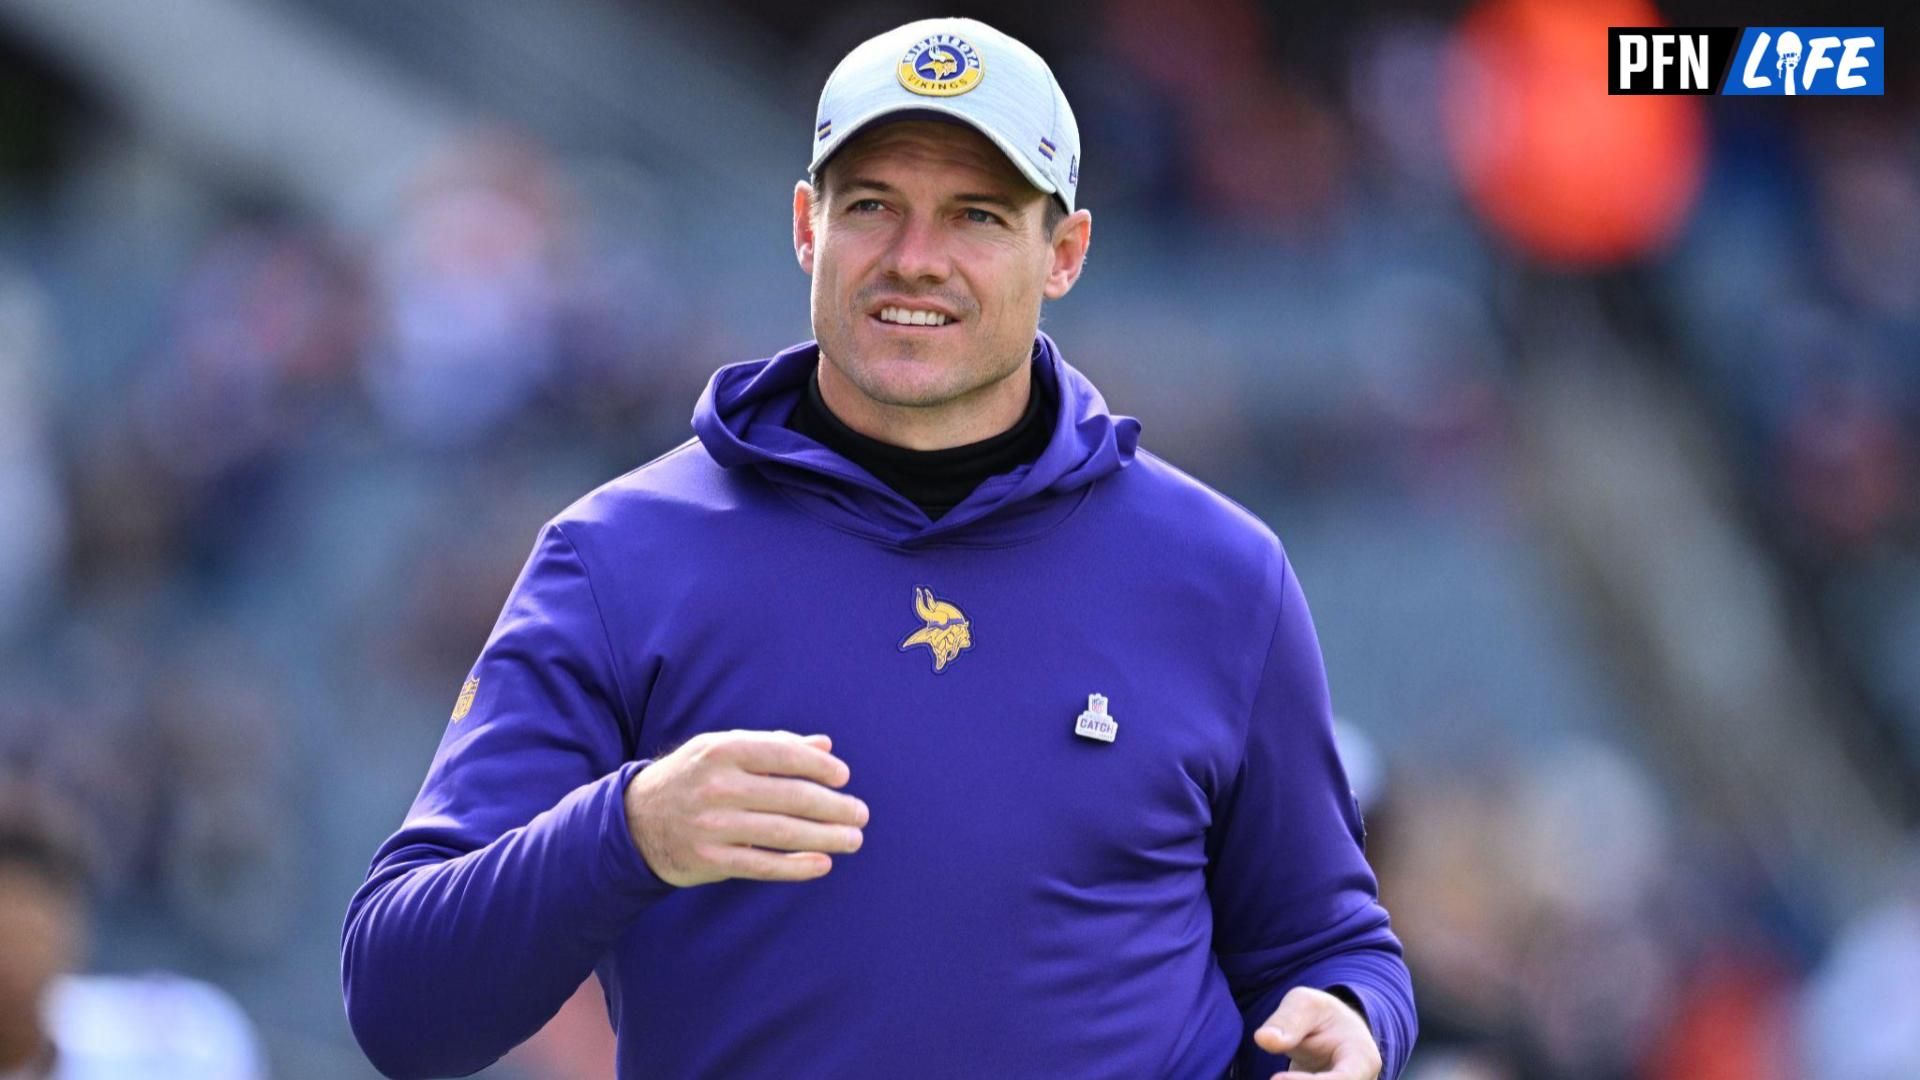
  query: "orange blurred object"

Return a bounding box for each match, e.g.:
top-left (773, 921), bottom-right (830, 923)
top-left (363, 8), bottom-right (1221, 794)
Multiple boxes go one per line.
top-left (1443, 0), bottom-right (1707, 267)
top-left (1640, 951), bottom-right (1796, 1080)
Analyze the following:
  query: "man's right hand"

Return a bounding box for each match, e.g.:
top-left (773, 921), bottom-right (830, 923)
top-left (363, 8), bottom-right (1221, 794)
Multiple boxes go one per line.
top-left (623, 730), bottom-right (867, 887)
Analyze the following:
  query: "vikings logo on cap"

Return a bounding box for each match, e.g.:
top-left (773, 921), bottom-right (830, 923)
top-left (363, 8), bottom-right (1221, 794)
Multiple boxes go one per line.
top-left (897, 33), bottom-right (983, 97)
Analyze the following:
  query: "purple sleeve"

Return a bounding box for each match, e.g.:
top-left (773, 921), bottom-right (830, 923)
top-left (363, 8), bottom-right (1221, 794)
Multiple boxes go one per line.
top-left (1208, 553), bottom-right (1416, 1080)
top-left (341, 522), bottom-right (675, 1079)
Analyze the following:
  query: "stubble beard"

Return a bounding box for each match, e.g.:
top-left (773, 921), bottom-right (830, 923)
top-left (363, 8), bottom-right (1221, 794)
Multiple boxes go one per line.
top-left (821, 332), bottom-right (1026, 411)
top-left (816, 296), bottom-right (1006, 411)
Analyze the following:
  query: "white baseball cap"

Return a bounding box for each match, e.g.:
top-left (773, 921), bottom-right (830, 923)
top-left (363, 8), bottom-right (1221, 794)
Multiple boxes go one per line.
top-left (809, 18), bottom-right (1081, 212)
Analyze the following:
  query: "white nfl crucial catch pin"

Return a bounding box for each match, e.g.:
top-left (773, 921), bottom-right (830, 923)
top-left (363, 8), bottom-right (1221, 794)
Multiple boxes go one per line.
top-left (1074, 693), bottom-right (1117, 743)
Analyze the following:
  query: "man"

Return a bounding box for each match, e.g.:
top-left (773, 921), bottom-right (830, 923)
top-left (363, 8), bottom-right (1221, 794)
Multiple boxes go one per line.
top-left (343, 17), bottom-right (1414, 1080)
top-left (0, 784), bottom-right (262, 1078)
top-left (0, 787), bottom-right (82, 1080)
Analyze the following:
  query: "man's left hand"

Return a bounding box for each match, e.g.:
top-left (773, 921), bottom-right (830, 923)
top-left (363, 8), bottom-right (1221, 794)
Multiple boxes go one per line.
top-left (1252, 986), bottom-right (1382, 1080)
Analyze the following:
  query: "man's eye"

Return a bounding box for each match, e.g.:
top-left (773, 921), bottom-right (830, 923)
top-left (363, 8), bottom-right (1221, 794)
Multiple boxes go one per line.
top-left (848, 199), bottom-right (884, 213)
top-left (963, 207), bottom-right (1003, 225)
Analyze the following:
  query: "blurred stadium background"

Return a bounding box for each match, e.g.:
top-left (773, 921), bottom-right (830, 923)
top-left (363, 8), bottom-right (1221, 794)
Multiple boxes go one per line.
top-left (0, 0), bottom-right (1914, 1077)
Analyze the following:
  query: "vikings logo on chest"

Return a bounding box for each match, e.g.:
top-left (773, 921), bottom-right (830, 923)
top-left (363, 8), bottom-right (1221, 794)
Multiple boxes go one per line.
top-left (898, 585), bottom-right (973, 672)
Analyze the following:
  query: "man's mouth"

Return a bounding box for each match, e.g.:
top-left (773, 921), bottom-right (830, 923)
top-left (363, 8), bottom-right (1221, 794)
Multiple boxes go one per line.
top-left (870, 304), bottom-right (957, 328)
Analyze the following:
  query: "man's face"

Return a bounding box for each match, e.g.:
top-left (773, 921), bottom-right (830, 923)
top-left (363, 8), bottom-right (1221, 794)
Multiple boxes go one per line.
top-left (0, 868), bottom-right (79, 1036)
top-left (795, 120), bottom-right (1083, 410)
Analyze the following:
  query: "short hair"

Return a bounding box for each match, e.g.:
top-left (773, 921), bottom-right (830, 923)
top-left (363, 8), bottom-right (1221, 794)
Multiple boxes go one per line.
top-left (0, 783), bottom-right (93, 899)
top-left (810, 167), bottom-right (1068, 240)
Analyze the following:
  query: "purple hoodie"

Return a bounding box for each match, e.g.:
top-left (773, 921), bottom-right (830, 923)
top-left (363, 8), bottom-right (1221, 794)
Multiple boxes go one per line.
top-left (342, 333), bottom-right (1414, 1079)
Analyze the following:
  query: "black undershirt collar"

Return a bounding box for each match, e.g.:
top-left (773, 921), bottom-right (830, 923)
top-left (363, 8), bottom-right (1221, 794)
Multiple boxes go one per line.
top-left (787, 358), bottom-right (1056, 521)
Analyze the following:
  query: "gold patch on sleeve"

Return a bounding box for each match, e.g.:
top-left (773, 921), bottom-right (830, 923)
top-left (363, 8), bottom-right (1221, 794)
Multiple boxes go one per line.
top-left (451, 676), bottom-right (480, 722)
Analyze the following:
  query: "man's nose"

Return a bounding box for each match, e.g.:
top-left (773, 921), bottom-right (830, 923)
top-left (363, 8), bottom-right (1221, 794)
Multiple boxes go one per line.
top-left (879, 212), bottom-right (951, 284)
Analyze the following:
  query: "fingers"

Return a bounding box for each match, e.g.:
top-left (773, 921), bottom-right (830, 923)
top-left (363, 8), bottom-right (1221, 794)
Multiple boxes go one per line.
top-left (711, 846), bottom-right (834, 882)
top-left (636, 731), bottom-right (866, 888)
top-left (1254, 1026), bottom-right (1300, 1057)
top-left (1256, 987), bottom-right (1381, 1080)
top-left (1267, 1048), bottom-right (1375, 1080)
top-left (713, 809), bottom-right (864, 854)
top-left (1268, 1062), bottom-right (1373, 1080)
top-left (722, 732), bottom-right (852, 788)
top-left (1258, 986), bottom-right (1343, 1052)
top-left (734, 774), bottom-right (869, 827)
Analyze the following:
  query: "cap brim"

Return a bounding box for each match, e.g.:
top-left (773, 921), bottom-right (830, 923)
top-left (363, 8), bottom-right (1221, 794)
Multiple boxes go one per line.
top-left (808, 105), bottom-right (1058, 199)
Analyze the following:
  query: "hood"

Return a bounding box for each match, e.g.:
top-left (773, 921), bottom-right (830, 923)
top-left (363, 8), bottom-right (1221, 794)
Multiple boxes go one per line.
top-left (692, 332), bottom-right (1140, 548)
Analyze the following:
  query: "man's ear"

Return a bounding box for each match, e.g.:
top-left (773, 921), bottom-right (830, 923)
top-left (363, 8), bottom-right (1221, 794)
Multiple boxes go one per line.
top-left (1043, 208), bottom-right (1092, 300)
top-left (794, 180), bottom-right (818, 276)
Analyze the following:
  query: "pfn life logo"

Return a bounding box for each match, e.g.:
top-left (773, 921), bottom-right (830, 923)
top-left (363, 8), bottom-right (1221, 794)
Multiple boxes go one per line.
top-left (1724, 28), bottom-right (1882, 95)
top-left (1610, 27), bottom-right (1883, 95)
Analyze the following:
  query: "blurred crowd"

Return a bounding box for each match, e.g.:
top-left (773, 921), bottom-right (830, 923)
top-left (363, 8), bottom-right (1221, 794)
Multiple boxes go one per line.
top-left (0, 1), bottom-right (1916, 1077)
